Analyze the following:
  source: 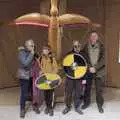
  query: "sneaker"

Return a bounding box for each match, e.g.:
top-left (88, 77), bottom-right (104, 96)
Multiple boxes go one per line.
top-left (62, 107), bottom-right (71, 115)
top-left (98, 107), bottom-right (104, 113)
top-left (20, 109), bottom-right (25, 118)
top-left (44, 107), bottom-right (49, 114)
top-left (81, 104), bottom-right (90, 110)
top-left (49, 109), bottom-right (54, 116)
top-left (33, 107), bottom-right (40, 114)
top-left (75, 107), bottom-right (83, 115)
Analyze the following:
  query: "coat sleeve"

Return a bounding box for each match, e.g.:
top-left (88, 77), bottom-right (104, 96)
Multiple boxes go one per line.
top-left (81, 45), bottom-right (91, 68)
top-left (95, 44), bottom-right (105, 71)
top-left (19, 50), bottom-right (34, 67)
top-left (52, 58), bottom-right (59, 74)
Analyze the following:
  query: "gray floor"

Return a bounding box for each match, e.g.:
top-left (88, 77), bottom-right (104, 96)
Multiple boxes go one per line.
top-left (0, 87), bottom-right (120, 120)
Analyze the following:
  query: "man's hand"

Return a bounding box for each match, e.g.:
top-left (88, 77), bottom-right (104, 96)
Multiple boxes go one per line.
top-left (89, 67), bottom-right (96, 73)
top-left (31, 49), bottom-right (35, 55)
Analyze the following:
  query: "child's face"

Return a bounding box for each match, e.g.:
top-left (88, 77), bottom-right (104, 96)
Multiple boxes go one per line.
top-left (43, 48), bottom-right (49, 55)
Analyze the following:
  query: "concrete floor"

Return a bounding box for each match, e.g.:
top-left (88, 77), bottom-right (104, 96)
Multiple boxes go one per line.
top-left (0, 87), bottom-right (120, 120)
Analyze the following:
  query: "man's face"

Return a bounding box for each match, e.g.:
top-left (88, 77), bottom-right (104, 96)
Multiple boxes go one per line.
top-left (25, 40), bottom-right (35, 51)
top-left (89, 32), bottom-right (99, 45)
top-left (73, 41), bottom-right (81, 53)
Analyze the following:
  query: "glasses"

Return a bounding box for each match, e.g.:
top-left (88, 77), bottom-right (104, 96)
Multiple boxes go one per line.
top-left (73, 45), bottom-right (81, 48)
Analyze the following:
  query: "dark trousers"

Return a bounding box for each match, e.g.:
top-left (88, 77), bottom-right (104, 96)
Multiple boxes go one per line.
top-left (44, 90), bottom-right (54, 109)
top-left (83, 73), bottom-right (104, 107)
top-left (65, 79), bottom-right (82, 109)
top-left (20, 78), bottom-right (32, 110)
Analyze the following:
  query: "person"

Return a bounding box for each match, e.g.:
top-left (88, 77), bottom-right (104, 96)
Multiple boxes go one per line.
top-left (81, 31), bottom-right (105, 113)
top-left (62, 40), bottom-right (85, 115)
top-left (18, 39), bottom-right (38, 118)
top-left (32, 51), bottom-right (42, 114)
top-left (39, 44), bottom-right (58, 116)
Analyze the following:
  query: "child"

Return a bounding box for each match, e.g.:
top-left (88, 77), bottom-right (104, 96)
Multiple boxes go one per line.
top-left (39, 44), bottom-right (58, 116)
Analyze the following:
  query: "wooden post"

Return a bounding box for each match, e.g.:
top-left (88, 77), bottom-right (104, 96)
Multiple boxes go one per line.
top-left (57, 0), bottom-right (67, 59)
top-left (48, 0), bottom-right (59, 57)
top-left (49, 0), bottom-right (67, 59)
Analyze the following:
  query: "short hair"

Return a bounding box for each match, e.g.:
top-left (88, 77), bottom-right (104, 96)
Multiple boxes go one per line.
top-left (43, 44), bottom-right (51, 50)
top-left (72, 40), bottom-right (81, 45)
top-left (88, 30), bottom-right (98, 35)
top-left (25, 39), bottom-right (34, 47)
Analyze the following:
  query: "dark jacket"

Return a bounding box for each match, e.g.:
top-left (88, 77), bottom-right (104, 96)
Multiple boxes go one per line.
top-left (82, 41), bottom-right (105, 78)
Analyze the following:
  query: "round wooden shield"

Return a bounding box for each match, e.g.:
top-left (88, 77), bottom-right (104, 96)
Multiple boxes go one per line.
top-left (35, 73), bottom-right (61, 90)
top-left (63, 53), bottom-right (87, 79)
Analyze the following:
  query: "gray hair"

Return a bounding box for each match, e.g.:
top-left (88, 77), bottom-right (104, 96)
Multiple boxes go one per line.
top-left (25, 39), bottom-right (34, 47)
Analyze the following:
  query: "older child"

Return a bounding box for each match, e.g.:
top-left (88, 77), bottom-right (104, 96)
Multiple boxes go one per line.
top-left (39, 45), bottom-right (58, 116)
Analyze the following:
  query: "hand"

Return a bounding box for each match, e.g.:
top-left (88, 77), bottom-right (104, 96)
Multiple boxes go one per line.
top-left (46, 80), bottom-right (51, 84)
top-left (82, 80), bottom-right (86, 85)
top-left (31, 49), bottom-right (34, 55)
top-left (89, 67), bottom-right (96, 73)
top-left (39, 71), bottom-right (44, 76)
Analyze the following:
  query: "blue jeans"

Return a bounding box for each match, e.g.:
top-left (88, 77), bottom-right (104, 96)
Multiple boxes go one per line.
top-left (20, 79), bottom-right (32, 110)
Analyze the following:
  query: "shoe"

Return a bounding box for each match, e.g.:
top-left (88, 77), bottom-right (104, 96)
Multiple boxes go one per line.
top-left (62, 107), bottom-right (71, 115)
top-left (44, 107), bottom-right (49, 114)
top-left (81, 104), bottom-right (90, 110)
top-left (20, 109), bottom-right (25, 118)
top-left (33, 107), bottom-right (40, 114)
top-left (98, 107), bottom-right (104, 113)
top-left (49, 109), bottom-right (54, 116)
top-left (75, 107), bottom-right (83, 115)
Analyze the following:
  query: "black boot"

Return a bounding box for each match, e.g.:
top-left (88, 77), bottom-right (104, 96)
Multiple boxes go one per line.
top-left (33, 104), bottom-right (40, 114)
top-left (62, 107), bottom-right (71, 115)
top-left (75, 107), bottom-right (83, 115)
top-left (98, 106), bottom-right (104, 113)
top-left (49, 109), bottom-right (54, 116)
top-left (20, 109), bottom-right (25, 118)
top-left (81, 104), bottom-right (90, 110)
top-left (44, 107), bottom-right (49, 114)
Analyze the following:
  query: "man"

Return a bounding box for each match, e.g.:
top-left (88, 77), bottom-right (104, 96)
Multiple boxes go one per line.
top-left (18, 39), bottom-right (40, 118)
top-left (62, 40), bottom-right (84, 115)
top-left (82, 31), bottom-right (105, 113)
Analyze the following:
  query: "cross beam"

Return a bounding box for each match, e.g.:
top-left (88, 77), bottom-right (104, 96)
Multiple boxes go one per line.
top-left (14, 0), bottom-right (91, 59)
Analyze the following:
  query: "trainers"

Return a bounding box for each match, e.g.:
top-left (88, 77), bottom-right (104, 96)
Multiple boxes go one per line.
top-left (20, 109), bottom-right (25, 118)
top-left (44, 107), bottom-right (49, 114)
top-left (33, 107), bottom-right (40, 114)
top-left (49, 109), bottom-right (54, 116)
top-left (75, 107), bottom-right (83, 115)
top-left (81, 104), bottom-right (90, 110)
top-left (98, 107), bottom-right (104, 113)
top-left (62, 107), bottom-right (71, 115)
